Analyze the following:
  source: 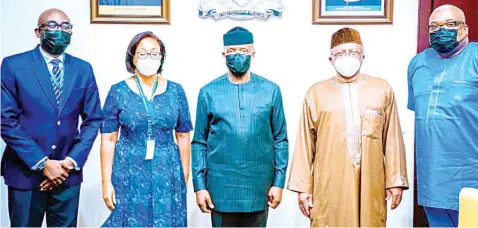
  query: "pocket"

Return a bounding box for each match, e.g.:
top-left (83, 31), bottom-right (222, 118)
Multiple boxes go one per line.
top-left (361, 109), bottom-right (384, 139)
top-left (71, 87), bottom-right (87, 94)
top-left (449, 80), bottom-right (478, 103)
top-left (72, 86), bottom-right (88, 90)
top-left (440, 80), bottom-right (478, 119)
top-left (253, 105), bottom-right (270, 113)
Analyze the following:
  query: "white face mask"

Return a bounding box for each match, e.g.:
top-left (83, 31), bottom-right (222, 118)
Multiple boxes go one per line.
top-left (333, 56), bottom-right (362, 77)
top-left (136, 58), bottom-right (161, 76)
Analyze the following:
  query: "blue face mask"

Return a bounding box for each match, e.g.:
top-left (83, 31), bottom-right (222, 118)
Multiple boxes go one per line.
top-left (226, 54), bottom-right (251, 77)
top-left (430, 28), bottom-right (459, 53)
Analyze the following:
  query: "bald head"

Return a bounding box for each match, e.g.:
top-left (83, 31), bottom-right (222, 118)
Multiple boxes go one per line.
top-left (428, 4), bottom-right (468, 44)
top-left (430, 4), bottom-right (465, 24)
top-left (37, 8), bottom-right (70, 26)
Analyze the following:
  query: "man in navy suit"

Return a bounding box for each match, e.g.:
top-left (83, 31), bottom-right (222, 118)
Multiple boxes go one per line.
top-left (1, 8), bottom-right (102, 227)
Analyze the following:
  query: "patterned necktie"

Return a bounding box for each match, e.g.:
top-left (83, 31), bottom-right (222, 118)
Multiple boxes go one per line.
top-left (50, 59), bottom-right (62, 105)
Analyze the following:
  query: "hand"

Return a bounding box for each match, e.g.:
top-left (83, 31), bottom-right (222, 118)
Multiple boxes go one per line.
top-left (268, 186), bottom-right (283, 209)
top-left (40, 179), bottom-right (56, 191)
top-left (39, 160), bottom-right (75, 191)
top-left (61, 160), bottom-right (75, 173)
top-left (196, 190), bottom-right (215, 213)
top-left (386, 187), bottom-right (404, 210)
top-left (43, 160), bottom-right (68, 186)
top-left (298, 193), bottom-right (314, 217)
top-left (103, 181), bottom-right (116, 211)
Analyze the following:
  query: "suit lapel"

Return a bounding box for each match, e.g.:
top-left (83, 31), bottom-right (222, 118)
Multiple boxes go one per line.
top-left (29, 47), bottom-right (58, 113)
top-left (59, 55), bottom-right (78, 114)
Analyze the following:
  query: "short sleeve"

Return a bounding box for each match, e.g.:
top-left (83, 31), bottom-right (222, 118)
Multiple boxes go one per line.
top-left (175, 84), bottom-right (193, 133)
top-left (101, 84), bottom-right (120, 133)
top-left (407, 56), bottom-right (418, 111)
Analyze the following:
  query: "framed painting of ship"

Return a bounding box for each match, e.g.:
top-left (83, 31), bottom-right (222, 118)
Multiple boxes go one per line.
top-left (312, 0), bottom-right (393, 24)
top-left (91, 0), bottom-right (170, 24)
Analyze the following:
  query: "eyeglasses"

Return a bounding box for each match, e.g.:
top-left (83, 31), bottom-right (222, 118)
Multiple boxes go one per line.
top-left (38, 21), bottom-right (73, 32)
top-left (136, 51), bottom-right (162, 60)
top-left (428, 21), bottom-right (464, 33)
top-left (332, 50), bottom-right (362, 58)
top-left (225, 49), bottom-right (252, 56)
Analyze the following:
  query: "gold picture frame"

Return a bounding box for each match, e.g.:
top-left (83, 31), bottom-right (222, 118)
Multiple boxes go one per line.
top-left (312, 0), bottom-right (393, 24)
top-left (91, 0), bottom-right (170, 24)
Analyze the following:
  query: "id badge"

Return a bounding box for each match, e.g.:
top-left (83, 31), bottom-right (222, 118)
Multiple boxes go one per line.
top-left (145, 139), bottom-right (155, 160)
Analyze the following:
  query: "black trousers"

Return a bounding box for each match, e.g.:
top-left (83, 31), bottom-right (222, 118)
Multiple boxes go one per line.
top-left (8, 185), bottom-right (81, 227)
top-left (211, 208), bottom-right (269, 227)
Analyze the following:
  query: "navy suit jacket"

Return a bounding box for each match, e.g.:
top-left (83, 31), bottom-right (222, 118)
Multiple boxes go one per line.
top-left (1, 46), bottom-right (102, 190)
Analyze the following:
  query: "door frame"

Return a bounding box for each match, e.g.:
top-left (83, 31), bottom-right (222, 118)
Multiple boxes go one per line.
top-left (417, 0), bottom-right (433, 53)
top-left (414, 0), bottom-right (433, 226)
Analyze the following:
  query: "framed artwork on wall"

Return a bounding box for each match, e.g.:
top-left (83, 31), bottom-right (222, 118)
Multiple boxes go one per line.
top-left (199, 0), bottom-right (284, 20)
top-left (312, 0), bottom-right (393, 24)
top-left (90, 0), bottom-right (170, 24)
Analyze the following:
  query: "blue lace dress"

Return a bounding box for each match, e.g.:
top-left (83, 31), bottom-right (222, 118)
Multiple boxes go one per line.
top-left (101, 80), bottom-right (193, 227)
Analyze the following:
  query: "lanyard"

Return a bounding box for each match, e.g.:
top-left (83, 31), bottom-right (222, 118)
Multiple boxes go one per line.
top-left (134, 75), bottom-right (159, 139)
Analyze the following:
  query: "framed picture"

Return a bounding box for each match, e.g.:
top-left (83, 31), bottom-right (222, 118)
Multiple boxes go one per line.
top-left (90, 0), bottom-right (170, 24)
top-left (312, 0), bottom-right (393, 24)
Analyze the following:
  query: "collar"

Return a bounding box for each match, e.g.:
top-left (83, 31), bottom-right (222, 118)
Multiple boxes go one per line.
top-left (39, 46), bottom-right (64, 64)
top-left (331, 74), bottom-right (368, 88)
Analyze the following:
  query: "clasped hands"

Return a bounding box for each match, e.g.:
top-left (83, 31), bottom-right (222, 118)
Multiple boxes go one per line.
top-left (40, 159), bottom-right (75, 191)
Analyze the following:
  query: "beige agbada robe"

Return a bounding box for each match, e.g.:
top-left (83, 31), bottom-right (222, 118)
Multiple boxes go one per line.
top-left (288, 74), bottom-right (409, 227)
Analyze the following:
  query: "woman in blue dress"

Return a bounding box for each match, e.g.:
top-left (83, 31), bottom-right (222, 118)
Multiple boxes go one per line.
top-left (100, 31), bottom-right (193, 227)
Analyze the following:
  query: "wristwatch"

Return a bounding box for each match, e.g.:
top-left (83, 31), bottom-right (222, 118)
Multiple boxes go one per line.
top-left (37, 159), bottom-right (48, 171)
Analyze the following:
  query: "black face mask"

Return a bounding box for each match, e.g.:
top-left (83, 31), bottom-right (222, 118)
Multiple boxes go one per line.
top-left (40, 30), bottom-right (72, 55)
top-left (430, 28), bottom-right (460, 53)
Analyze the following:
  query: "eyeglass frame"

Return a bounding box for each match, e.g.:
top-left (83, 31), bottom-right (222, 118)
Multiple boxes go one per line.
top-left (428, 20), bottom-right (465, 33)
top-left (223, 45), bottom-right (255, 56)
top-left (331, 50), bottom-right (363, 58)
top-left (38, 21), bottom-right (73, 32)
top-left (133, 51), bottom-right (164, 60)
top-left (224, 50), bottom-right (254, 56)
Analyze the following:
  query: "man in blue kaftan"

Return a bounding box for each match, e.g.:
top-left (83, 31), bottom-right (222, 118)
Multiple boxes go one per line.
top-left (192, 26), bottom-right (289, 227)
top-left (408, 4), bottom-right (478, 227)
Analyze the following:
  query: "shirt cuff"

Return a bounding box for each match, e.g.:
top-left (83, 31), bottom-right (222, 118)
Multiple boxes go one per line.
top-left (386, 174), bottom-right (409, 189)
top-left (66, 157), bottom-right (81, 171)
top-left (287, 178), bottom-right (313, 194)
top-left (193, 177), bottom-right (207, 192)
top-left (272, 174), bottom-right (286, 189)
top-left (31, 157), bottom-right (48, 170)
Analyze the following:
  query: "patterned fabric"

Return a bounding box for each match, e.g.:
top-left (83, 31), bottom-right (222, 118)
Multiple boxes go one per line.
top-left (331, 27), bottom-right (362, 48)
top-left (50, 59), bottom-right (63, 105)
top-left (192, 73), bottom-right (288, 212)
top-left (101, 80), bottom-right (193, 227)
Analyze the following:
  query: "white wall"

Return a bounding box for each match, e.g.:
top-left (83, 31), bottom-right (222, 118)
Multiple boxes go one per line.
top-left (0, 1), bottom-right (8, 226)
top-left (0, 0), bottom-right (418, 227)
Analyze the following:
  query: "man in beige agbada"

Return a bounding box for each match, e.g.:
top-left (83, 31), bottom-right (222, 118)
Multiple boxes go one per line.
top-left (288, 28), bottom-right (409, 227)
